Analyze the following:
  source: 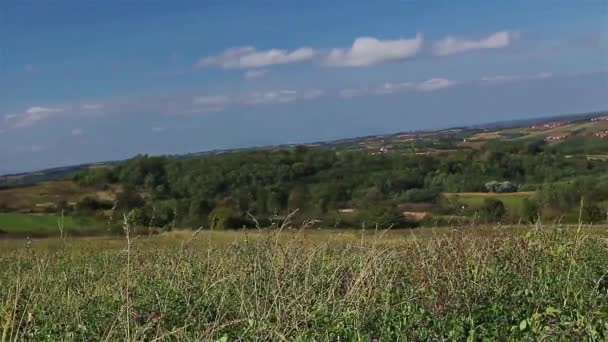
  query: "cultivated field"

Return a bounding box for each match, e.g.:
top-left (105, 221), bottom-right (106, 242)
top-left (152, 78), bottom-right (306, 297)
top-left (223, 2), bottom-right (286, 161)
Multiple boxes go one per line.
top-left (1, 224), bottom-right (607, 340)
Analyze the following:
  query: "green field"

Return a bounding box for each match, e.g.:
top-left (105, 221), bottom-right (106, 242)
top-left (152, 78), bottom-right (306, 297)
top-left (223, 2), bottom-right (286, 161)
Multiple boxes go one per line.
top-left (1, 224), bottom-right (607, 340)
top-left (0, 213), bottom-right (107, 236)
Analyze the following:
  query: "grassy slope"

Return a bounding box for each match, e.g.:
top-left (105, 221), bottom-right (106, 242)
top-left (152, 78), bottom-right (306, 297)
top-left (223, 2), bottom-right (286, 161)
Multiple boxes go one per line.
top-left (0, 180), bottom-right (118, 212)
top-left (0, 226), bottom-right (606, 340)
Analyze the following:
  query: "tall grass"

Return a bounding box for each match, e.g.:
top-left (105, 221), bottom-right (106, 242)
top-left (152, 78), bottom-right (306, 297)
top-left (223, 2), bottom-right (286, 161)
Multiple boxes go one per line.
top-left (1, 224), bottom-right (607, 340)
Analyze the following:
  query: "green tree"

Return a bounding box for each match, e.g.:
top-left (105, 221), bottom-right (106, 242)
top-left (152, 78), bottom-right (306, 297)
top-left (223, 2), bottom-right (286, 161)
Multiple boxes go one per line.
top-left (582, 201), bottom-right (604, 224)
top-left (520, 198), bottom-right (540, 224)
top-left (482, 198), bottom-right (506, 223)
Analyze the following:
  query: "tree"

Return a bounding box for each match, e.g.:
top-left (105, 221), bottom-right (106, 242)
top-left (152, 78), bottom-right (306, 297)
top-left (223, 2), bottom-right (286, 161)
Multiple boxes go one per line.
top-left (481, 198), bottom-right (506, 223)
top-left (188, 196), bottom-right (213, 226)
top-left (582, 201), bottom-right (604, 224)
top-left (359, 204), bottom-right (408, 228)
top-left (520, 198), bottom-right (540, 224)
top-left (485, 181), bottom-right (518, 193)
top-left (75, 196), bottom-right (113, 214)
top-left (116, 186), bottom-right (145, 211)
top-left (208, 207), bottom-right (253, 229)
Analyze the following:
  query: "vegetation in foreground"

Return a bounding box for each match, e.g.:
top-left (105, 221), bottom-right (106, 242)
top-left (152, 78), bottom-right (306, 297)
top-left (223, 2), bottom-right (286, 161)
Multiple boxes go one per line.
top-left (1, 223), bottom-right (607, 340)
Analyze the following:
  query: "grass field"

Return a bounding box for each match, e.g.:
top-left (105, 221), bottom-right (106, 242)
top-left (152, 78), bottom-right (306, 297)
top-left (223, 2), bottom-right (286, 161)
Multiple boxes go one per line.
top-left (0, 213), bottom-right (107, 236)
top-left (1, 224), bottom-right (607, 340)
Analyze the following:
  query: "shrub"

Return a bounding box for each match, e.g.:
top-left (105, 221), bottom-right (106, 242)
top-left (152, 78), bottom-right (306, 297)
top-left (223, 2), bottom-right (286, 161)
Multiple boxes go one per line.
top-left (75, 196), bottom-right (113, 213)
top-left (481, 198), bottom-right (506, 223)
top-left (485, 181), bottom-right (518, 193)
top-left (209, 207), bottom-right (254, 229)
top-left (520, 198), bottom-right (540, 224)
top-left (582, 201), bottom-right (604, 224)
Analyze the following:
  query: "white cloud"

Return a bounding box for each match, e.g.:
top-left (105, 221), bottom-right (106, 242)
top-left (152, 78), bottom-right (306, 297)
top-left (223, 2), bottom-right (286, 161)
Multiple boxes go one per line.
top-left (4, 114), bottom-right (17, 121)
top-left (415, 78), bottom-right (457, 92)
top-left (26, 106), bottom-right (62, 115)
top-left (325, 34), bottom-right (422, 67)
top-left (13, 106), bottom-right (63, 128)
top-left (82, 103), bottom-right (103, 110)
top-left (243, 89), bottom-right (324, 105)
top-left (152, 126), bottom-right (166, 133)
top-left (244, 90), bottom-right (299, 105)
top-left (433, 31), bottom-right (518, 56)
top-left (340, 82), bottom-right (414, 98)
top-left (376, 82), bottom-right (414, 94)
top-left (71, 128), bottom-right (84, 136)
top-left (198, 46), bottom-right (316, 69)
top-left (340, 78), bottom-right (456, 97)
top-left (244, 69), bottom-right (269, 80)
top-left (481, 72), bottom-right (553, 84)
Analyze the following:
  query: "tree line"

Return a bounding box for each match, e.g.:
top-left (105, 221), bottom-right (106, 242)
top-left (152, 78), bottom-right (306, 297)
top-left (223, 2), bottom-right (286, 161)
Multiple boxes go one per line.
top-left (73, 140), bottom-right (608, 229)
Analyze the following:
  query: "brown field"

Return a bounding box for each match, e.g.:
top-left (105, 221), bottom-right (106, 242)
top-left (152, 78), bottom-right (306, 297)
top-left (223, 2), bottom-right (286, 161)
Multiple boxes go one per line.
top-left (0, 181), bottom-right (119, 212)
top-left (470, 131), bottom-right (502, 140)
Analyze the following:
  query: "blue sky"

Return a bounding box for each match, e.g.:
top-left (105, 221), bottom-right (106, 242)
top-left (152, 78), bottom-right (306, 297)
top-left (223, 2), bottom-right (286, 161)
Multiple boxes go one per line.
top-left (1, 0), bottom-right (607, 173)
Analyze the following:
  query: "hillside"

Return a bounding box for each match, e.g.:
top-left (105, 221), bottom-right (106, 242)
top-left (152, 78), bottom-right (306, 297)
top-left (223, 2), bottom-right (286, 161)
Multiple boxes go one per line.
top-left (3, 110), bottom-right (606, 187)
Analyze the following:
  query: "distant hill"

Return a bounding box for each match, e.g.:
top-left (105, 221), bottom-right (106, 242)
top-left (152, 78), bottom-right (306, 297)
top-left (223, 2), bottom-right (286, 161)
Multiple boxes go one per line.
top-left (2, 110), bottom-right (606, 187)
top-left (0, 162), bottom-right (117, 188)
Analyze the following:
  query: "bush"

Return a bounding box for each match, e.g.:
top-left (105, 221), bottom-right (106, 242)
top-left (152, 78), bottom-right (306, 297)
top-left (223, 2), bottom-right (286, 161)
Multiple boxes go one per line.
top-left (520, 198), bottom-right (540, 224)
top-left (359, 205), bottom-right (413, 228)
top-left (481, 198), bottom-right (506, 223)
top-left (401, 188), bottom-right (440, 203)
top-left (582, 201), bottom-right (604, 224)
top-left (75, 196), bottom-right (113, 213)
top-left (485, 181), bottom-right (518, 193)
top-left (116, 186), bottom-right (145, 210)
top-left (208, 207), bottom-right (254, 229)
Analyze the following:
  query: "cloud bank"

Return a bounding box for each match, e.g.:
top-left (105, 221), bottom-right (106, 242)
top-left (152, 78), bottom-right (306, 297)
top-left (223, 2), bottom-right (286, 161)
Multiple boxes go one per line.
top-left (325, 34), bottom-right (423, 67)
top-left (433, 31), bottom-right (518, 56)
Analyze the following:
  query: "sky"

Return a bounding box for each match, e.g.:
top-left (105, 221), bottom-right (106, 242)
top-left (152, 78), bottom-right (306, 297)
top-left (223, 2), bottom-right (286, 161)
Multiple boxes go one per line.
top-left (1, 0), bottom-right (607, 173)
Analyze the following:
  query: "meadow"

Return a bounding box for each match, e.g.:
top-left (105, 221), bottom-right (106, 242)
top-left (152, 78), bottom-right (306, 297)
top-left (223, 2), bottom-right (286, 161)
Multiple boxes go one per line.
top-left (1, 223), bottom-right (607, 340)
top-left (0, 213), bottom-right (106, 237)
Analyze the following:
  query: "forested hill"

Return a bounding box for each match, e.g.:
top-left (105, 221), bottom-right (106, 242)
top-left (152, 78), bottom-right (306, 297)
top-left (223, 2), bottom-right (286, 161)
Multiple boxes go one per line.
top-left (72, 137), bottom-right (608, 229)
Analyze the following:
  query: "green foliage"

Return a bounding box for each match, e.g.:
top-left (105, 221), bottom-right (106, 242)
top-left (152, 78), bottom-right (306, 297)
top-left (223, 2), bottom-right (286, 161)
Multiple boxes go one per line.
top-left (485, 181), bottom-right (518, 193)
top-left (582, 201), bottom-right (604, 224)
top-left (73, 167), bottom-right (116, 187)
top-left (75, 196), bottom-right (113, 214)
top-left (73, 140), bottom-right (608, 227)
top-left (520, 198), bottom-right (540, 224)
top-left (116, 186), bottom-right (145, 211)
top-left (359, 204), bottom-right (409, 228)
top-left (481, 198), bottom-right (506, 223)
